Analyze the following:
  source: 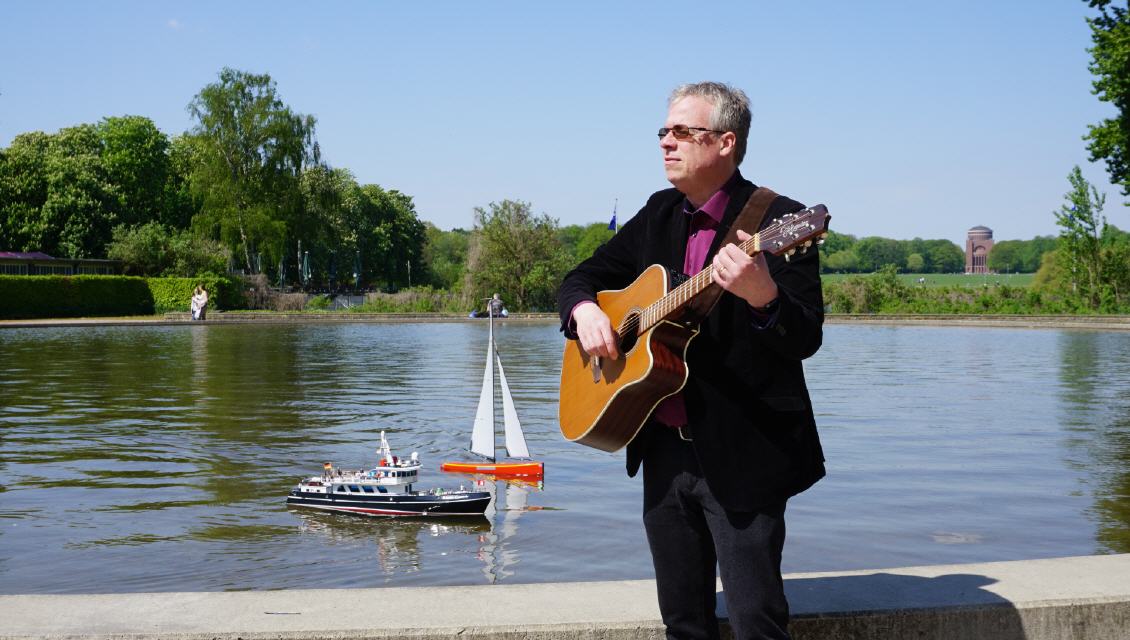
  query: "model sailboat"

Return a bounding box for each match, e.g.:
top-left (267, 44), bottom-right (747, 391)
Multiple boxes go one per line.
top-left (441, 305), bottom-right (545, 479)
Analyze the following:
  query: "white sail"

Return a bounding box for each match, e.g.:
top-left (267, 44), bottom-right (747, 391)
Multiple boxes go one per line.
top-left (496, 354), bottom-right (530, 459)
top-left (469, 318), bottom-right (496, 460)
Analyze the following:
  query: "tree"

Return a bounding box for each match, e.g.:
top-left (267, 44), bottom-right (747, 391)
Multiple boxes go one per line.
top-left (422, 223), bottom-right (469, 290)
top-left (852, 236), bottom-right (907, 272)
top-left (358, 185), bottom-right (427, 290)
top-left (162, 134), bottom-right (202, 230)
top-left (823, 249), bottom-right (859, 272)
top-left (297, 165), bottom-right (358, 288)
top-left (986, 240), bottom-right (1024, 274)
top-left (467, 199), bottom-right (572, 311)
top-left (1084, 1), bottom-right (1130, 195)
top-left (1054, 166), bottom-right (1107, 307)
top-left (924, 239), bottom-right (965, 273)
top-left (187, 68), bottom-right (318, 273)
top-left (107, 221), bottom-right (173, 275)
top-left (987, 238), bottom-right (1057, 273)
top-left (905, 252), bottom-right (925, 272)
top-left (819, 230), bottom-right (857, 256)
top-left (1102, 225), bottom-right (1130, 306)
top-left (572, 222), bottom-right (616, 262)
top-left (0, 132), bottom-right (51, 251)
top-left (42, 124), bottom-right (119, 258)
top-left (97, 116), bottom-right (169, 229)
top-left (107, 221), bottom-right (230, 277)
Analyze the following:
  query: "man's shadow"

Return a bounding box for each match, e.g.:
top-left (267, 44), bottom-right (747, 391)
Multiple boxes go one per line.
top-left (717, 572), bottom-right (1026, 639)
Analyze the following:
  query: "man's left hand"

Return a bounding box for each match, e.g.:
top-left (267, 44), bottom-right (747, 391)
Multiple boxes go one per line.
top-left (711, 229), bottom-right (778, 308)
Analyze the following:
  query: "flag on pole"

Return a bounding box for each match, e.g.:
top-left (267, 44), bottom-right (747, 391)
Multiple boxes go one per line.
top-left (607, 199), bottom-right (618, 231)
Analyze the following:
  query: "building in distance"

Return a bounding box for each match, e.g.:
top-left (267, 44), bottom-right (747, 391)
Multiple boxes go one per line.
top-left (965, 226), bottom-right (994, 274)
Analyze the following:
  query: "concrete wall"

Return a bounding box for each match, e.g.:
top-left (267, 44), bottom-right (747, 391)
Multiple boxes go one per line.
top-left (2, 554), bottom-right (1128, 639)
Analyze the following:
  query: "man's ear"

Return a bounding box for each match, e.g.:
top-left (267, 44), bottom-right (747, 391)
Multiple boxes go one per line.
top-left (718, 131), bottom-right (737, 157)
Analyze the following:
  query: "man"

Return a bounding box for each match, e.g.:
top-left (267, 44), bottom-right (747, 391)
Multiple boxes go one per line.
top-left (557, 82), bottom-right (825, 639)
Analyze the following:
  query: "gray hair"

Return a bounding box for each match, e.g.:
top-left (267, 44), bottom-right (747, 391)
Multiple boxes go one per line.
top-left (668, 82), bottom-right (751, 166)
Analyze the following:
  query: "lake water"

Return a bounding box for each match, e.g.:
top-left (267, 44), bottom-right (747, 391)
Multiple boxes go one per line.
top-left (1, 320), bottom-right (1128, 594)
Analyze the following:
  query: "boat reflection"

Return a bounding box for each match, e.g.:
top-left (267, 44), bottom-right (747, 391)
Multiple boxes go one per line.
top-left (470, 476), bottom-right (544, 584)
top-left (286, 474), bottom-right (546, 583)
top-left (288, 507), bottom-right (490, 575)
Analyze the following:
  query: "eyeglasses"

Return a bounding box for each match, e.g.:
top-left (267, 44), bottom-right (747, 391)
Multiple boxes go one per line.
top-left (658, 125), bottom-right (725, 140)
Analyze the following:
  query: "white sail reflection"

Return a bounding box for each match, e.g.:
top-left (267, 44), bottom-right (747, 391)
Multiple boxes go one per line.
top-left (476, 478), bottom-right (540, 584)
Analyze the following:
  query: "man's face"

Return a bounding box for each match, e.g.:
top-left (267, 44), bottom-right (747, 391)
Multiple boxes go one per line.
top-left (661, 96), bottom-right (733, 198)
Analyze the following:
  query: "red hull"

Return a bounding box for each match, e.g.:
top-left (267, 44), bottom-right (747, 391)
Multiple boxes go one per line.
top-left (440, 461), bottom-right (544, 479)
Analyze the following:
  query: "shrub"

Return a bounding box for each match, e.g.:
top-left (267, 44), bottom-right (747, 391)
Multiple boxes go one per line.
top-left (305, 294), bottom-right (331, 310)
top-left (0, 275), bottom-right (153, 319)
top-left (356, 286), bottom-right (466, 313)
top-left (274, 293), bottom-right (308, 311)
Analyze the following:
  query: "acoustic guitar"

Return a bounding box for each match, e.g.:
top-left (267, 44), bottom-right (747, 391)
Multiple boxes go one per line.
top-left (558, 205), bottom-right (831, 452)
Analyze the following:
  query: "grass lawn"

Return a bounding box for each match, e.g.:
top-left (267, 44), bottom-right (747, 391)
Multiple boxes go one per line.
top-left (822, 272), bottom-right (1036, 288)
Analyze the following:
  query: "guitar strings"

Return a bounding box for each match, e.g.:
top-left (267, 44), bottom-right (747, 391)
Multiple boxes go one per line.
top-left (617, 232), bottom-right (764, 339)
top-left (614, 209), bottom-right (821, 341)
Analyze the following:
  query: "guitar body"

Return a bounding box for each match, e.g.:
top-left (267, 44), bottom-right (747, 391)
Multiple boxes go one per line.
top-left (558, 264), bottom-right (698, 452)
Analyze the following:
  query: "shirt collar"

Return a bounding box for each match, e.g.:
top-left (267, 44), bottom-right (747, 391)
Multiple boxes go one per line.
top-left (683, 170), bottom-right (742, 225)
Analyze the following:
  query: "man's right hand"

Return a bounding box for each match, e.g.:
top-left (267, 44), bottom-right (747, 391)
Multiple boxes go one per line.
top-left (573, 301), bottom-right (620, 360)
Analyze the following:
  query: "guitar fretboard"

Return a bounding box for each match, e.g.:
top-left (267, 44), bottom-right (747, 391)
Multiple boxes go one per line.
top-left (634, 234), bottom-right (762, 334)
top-left (623, 206), bottom-right (828, 337)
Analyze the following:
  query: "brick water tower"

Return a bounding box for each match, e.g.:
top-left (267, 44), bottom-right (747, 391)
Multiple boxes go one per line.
top-left (965, 226), bottom-right (994, 274)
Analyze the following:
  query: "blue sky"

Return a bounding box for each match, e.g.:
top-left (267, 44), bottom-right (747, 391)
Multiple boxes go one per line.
top-left (0, 1), bottom-right (1122, 245)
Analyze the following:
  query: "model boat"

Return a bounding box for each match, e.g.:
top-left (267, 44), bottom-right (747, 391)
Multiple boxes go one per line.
top-left (287, 431), bottom-right (491, 517)
top-left (441, 302), bottom-right (544, 479)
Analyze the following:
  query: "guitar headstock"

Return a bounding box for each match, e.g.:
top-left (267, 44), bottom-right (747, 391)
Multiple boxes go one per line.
top-left (756, 204), bottom-right (831, 260)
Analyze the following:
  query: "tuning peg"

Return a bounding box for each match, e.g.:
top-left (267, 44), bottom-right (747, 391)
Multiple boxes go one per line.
top-left (784, 253), bottom-right (791, 262)
top-left (799, 246), bottom-right (808, 254)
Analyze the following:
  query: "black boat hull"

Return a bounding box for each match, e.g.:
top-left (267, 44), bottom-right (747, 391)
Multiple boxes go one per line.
top-left (286, 491), bottom-right (491, 517)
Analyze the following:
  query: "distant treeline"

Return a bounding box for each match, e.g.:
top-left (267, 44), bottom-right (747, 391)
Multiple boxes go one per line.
top-left (817, 231), bottom-right (1057, 274)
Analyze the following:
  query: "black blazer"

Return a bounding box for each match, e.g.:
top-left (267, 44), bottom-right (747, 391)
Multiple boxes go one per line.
top-left (557, 176), bottom-right (826, 511)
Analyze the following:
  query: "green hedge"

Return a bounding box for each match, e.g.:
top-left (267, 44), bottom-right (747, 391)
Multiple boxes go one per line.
top-left (145, 276), bottom-right (240, 313)
top-left (0, 275), bottom-right (242, 319)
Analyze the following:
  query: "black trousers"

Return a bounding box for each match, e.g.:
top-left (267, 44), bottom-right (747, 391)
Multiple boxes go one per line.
top-left (642, 424), bottom-right (790, 640)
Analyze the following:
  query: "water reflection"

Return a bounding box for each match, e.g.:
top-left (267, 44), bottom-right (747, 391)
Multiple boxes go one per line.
top-left (1056, 331), bottom-right (1130, 554)
top-left (475, 478), bottom-right (543, 584)
top-left (289, 508), bottom-right (491, 577)
top-left (282, 474), bottom-right (542, 582)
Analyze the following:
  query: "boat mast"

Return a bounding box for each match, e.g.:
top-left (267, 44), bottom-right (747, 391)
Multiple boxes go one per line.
top-left (469, 297), bottom-right (497, 461)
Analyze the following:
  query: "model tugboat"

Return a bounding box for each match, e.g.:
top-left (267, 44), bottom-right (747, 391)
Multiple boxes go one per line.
top-left (286, 432), bottom-right (492, 517)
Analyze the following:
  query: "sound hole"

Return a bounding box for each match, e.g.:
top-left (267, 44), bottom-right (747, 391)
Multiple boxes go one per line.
top-left (617, 310), bottom-right (641, 355)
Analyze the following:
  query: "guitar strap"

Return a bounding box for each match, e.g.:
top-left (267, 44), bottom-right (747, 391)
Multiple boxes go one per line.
top-left (681, 185), bottom-right (779, 322)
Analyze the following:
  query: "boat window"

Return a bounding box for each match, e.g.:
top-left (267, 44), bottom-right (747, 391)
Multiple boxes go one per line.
top-left (348, 485), bottom-right (360, 492)
top-left (377, 486), bottom-right (387, 493)
top-left (361, 486), bottom-right (374, 493)
top-left (335, 485), bottom-right (347, 493)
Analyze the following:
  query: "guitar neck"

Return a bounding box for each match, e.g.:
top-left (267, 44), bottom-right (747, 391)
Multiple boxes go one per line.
top-left (636, 234), bottom-right (762, 334)
top-left (632, 204), bottom-right (829, 335)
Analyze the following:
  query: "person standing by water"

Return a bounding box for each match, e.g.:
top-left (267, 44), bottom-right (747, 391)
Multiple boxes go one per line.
top-left (557, 82), bottom-right (826, 639)
top-left (190, 285), bottom-right (209, 321)
top-left (489, 293), bottom-right (508, 318)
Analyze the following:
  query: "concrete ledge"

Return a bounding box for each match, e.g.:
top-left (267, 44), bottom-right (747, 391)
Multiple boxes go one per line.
top-left (2, 555), bottom-right (1128, 639)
